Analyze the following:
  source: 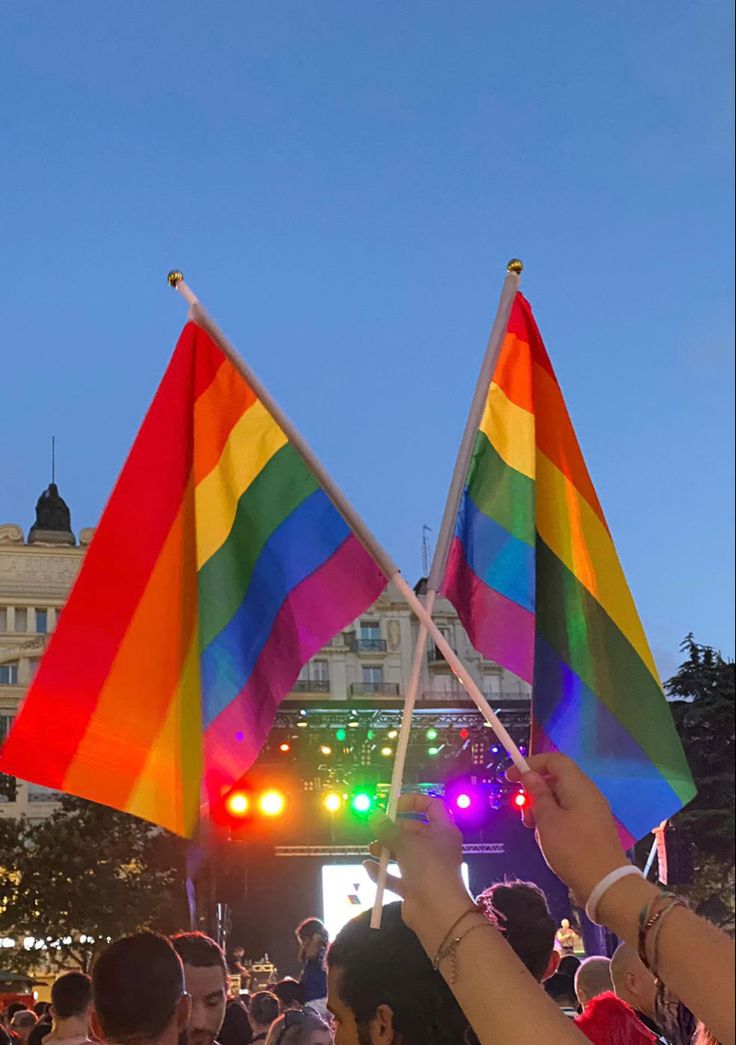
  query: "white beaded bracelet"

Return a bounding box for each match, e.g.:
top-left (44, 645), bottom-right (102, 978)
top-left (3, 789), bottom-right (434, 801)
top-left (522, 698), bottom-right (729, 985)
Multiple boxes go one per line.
top-left (585, 866), bottom-right (645, 924)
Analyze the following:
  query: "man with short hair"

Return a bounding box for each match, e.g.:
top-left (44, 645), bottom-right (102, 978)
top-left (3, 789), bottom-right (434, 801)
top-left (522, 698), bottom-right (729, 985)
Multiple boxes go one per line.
top-left (294, 919), bottom-right (328, 1018)
top-left (170, 933), bottom-right (229, 1045)
top-left (575, 957), bottom-right (614, 1010)
top-left (46, 972), bottom-right (93, 1045)
top-left (91, 932), bottom-right (190, 1045)
top-left (327, 901), bottom-right (472, 1045)
top-left (9, 1012), bottom-right (37, 1045)
top-left (248, 993), bottom-right (280, 1044)
top-left (476, 880), bottom-right (560, 982)
top-left (611, 943), bottom-right (695, 1045)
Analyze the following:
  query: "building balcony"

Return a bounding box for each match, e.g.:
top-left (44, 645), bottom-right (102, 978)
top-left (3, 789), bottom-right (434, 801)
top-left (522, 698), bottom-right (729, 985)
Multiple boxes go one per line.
top-left (349, 682), bottom-right (400, 696)
top-left (0, 773), bottom-right (17, 803)
top-left (355, 638), bottom-right (387, 653)
top-left (292, 680), bottom-right (331, 694)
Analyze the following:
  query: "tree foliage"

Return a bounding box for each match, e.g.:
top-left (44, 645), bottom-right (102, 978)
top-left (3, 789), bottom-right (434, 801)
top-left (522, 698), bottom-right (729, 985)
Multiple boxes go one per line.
top-left (0, 796), bottom-right (188, 972)
top-left (666, 633), bottom-right (735, 864)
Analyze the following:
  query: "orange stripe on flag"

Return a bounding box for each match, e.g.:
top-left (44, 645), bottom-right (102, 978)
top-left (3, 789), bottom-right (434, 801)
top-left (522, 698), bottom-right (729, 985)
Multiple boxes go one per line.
top-left (193, 353), bottom-right (258, 487)
top-left (62, 479), bottom-right (199, 812)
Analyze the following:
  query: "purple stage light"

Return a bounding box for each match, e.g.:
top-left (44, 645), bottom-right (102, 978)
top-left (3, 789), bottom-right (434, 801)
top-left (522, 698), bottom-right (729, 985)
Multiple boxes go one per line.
top-left (455, 793), bottom-right (472, 810)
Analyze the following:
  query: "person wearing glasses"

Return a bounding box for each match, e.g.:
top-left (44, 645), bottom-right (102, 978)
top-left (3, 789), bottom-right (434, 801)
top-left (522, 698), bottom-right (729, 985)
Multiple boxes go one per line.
top-left (265, 1010), bottom-right (332, 1045)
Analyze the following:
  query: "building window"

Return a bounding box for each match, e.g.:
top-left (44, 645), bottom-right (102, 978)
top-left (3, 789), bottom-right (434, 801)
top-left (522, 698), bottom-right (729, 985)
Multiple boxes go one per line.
top-left (35, 609), bottom-right (48, 634)
top-left (360, 621), bottom-right (381, 641)
top-left (0, 662), bottom-right (19, 685)
top-left (362, 665), bottom-right (384, 686)
top-left (310, 659), bottom-right (329, 682)
top-left (0, 608), bottom-right (6, 632)
top-left (14, 608), bottom-right (27, 633)
top-left (29, 658), bottom-right (41, 679)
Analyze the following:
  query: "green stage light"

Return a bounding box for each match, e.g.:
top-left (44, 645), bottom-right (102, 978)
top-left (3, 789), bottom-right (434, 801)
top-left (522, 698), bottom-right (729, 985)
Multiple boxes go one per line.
top-left (335, 728), bottom-right (347, 742)
top-left (367, 729), bottom-right (375, 740)
top-left (427, 745), bottom-right (441, 756)
top-left (351, 792), bottom-right (373, 814)
top-left (425, 727), bottom-right (438, 741)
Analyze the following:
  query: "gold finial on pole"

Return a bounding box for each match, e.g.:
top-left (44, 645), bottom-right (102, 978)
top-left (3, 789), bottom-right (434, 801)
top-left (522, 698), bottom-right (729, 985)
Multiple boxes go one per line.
top-left (507, 258), bottom-right (524, 275)
top-left (167, 270), bottom-right (184, 288)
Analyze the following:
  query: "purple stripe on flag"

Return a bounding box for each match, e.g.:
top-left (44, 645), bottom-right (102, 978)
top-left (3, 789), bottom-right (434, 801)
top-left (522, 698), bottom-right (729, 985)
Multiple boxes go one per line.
top-left (203, 534), bottom-right (386, 808)
top-left (443, 537), bottom-right (534, 684)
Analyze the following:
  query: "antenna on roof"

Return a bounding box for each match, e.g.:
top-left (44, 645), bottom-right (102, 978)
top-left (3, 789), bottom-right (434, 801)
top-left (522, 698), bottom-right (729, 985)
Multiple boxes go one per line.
top-left (51, 435), bottom-right (56, 485)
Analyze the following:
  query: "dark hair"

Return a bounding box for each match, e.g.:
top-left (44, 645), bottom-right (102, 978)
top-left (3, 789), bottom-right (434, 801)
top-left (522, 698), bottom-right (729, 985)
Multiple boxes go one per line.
top-left (294, 918), bottom-right (328, 942)
top-left (558, 955), bottom-right (581, 978)
top-left (272, 979), bottom-right (305, 1008)
top-left (250, 992), bottom-right (280, 1028)
top-left (328, 901), bottom-right (471, 1045)
top-left (476, 880), bottom-right (556, 981)
top-left (170, 932), bottom-right (227, 977)
top-left (545, 972), bottom-right (578, 1008)
top-left (6, 1006), bottom-right (28, 1020)
top-left (51, 971), bottom-right (92, 1019)
top-left (92, 933), bottom-right (184, 1043)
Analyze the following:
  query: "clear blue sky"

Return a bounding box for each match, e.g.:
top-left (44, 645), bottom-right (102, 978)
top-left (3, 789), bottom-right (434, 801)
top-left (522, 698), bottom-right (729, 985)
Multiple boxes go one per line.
top-left (1, 2), bottom-right (733, 677)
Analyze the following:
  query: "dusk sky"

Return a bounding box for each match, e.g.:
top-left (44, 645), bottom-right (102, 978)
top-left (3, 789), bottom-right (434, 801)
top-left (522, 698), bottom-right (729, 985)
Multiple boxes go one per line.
top-left (1, 1), bottom-right (733, 677)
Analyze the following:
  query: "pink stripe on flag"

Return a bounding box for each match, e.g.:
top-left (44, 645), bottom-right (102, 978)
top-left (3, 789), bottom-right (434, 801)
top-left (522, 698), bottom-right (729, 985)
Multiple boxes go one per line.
top-left (203, 534), bottom-right (386, 809)
top-left (443, 537), bottom-right (535, 684)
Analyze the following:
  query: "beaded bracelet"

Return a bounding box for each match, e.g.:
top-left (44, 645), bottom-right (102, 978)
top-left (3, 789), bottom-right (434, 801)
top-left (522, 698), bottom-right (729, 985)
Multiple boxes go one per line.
top-left (637, 891), bottom-right (682, 970)
top-left (650, 897), bottom-right (687, 978)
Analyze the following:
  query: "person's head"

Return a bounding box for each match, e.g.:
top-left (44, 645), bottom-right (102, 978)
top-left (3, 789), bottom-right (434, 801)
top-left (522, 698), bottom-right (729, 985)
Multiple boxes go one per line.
top-left (558, 955), bottom-right (581, 978)
top-left (476, 880), bottom-right (558, 982)
top-left (611, 943), bottom-right (657, 1019)
top-left (51, 971), bottom-right (93, 1023)
top-left (92, 932), bottom-right (190, 1045)
top-left (327, 901), bottom-right (471, 1045)
top-left (6, 1006), bottom-right (28, 1022)
top-left (272, 980), bottom-right (306, 1013)
top-left (561, 918), bottom-right (571, 930)
top-left (32, 1006), bottom-right (49, 1019)
top-left (249, 993), bottom-right (280, 1035)
top-left (170, 933), bottom-right (228, 1045)
top-left (575, 957), bottom-right (613, 1009)
top-left (265, 1010), bottom-right (331, 1045)
top-left (295, 919), bottom-right (329, 963)
top-left (544, 973), bottom-right (578, 1011)
top-left (9, 1012), bottom-right (37, 1045)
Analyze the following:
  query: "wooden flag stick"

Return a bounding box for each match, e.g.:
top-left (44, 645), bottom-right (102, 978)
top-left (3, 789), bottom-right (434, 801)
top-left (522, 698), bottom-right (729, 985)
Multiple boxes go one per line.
top-left (167, 270), bottom-right (529, 924)
top-left (369, 261), bottom-right (525, 926)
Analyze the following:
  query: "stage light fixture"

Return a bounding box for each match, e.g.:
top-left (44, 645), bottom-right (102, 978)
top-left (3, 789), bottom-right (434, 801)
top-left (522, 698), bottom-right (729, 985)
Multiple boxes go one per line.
top-left (425, 727), bottom-right (438, 741)
top-left (279, 742), bottom-right (291, 753)
top-left (224, 791), bottom-right (250, 818)
top-left (320, 744), bottom-right (333, 756)
top-left (514, 792), bottom-right (528, 809)
top-left (259, 789), bottom-right (286, 817)
top-left (387, 729), bottom-right (398, 739)
top-left (459, 728), bottom-right (470, 740)
top-left (348, 720), bottom-right (360, 729)
top-left (335, 728), bottom-right (347, 742)
top-left (323, 792), bottom-right (342, 813)
top-left (367, 729), bottom-right (375, 740)
top-left (351, 792), bottom-right (373, 814)
top-left (427, 745), bottom-right (441, 757)
top-left (455, 793), bottom-right (472, 810)
top-left (297, 720), bottom-right (308, 728)
top-left (380, 746), bottom-right (393, 757)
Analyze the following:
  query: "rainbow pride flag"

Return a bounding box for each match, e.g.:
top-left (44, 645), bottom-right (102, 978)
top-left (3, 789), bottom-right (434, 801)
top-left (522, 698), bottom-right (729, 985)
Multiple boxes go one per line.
top-left (442, 293), bottom-right (695, 844)
top-left (0, 322), bottom-right (386, 835)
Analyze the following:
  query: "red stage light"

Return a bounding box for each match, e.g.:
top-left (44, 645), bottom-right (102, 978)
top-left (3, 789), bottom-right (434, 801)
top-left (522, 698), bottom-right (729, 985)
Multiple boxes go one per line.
top-left (225, 790), bottom-right (250, 818)
top-left (514, 792), bottom-right (528, 809)
top-left (279, 742), bottom-right (291, 752)
top-left (459, 728), bottom-right (470, 740)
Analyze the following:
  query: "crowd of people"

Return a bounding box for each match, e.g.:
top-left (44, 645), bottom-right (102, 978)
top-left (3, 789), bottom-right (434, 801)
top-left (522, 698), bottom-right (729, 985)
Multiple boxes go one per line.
top-left (0, 755), bottom-right (733, 1045)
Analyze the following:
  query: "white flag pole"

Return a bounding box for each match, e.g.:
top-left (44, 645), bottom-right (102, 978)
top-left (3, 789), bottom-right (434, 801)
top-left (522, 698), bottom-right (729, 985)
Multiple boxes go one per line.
top-left (368, 261), bottom-right (524, 926)
top-left (167, 270), bottom-right (529, 913)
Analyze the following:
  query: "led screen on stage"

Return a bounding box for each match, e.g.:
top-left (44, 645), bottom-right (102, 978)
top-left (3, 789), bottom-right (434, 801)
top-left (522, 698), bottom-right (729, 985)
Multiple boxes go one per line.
top-left (321, 862), bottom-right (469, 940)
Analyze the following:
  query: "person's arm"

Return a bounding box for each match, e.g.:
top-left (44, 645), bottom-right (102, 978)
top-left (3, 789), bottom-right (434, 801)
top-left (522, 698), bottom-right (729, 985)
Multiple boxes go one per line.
top-left (507, 754), bottom-right (735, 1045)
top-left (368, 794), bottom-right (590, 1045)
